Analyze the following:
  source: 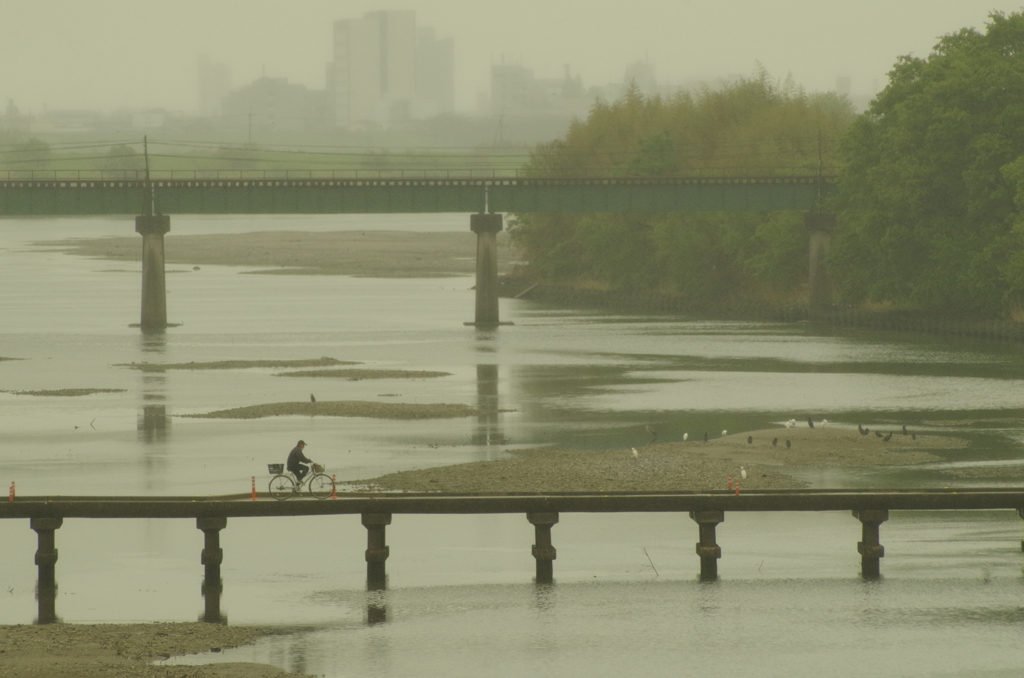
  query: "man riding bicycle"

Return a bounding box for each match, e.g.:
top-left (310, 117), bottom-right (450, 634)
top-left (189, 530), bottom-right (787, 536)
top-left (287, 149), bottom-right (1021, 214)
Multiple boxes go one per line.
top-left (286, 440), bottom-right (313, 485)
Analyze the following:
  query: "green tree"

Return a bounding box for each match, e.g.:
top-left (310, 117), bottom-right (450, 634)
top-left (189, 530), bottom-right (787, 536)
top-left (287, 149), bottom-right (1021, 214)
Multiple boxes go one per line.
top-left (830, 11), bottom-right (1024, 316)
top-left (101, 144), bottom-right (147, 174)
top-left (0, 137), bottom-right (51, 171)
top-left (511, 70), bottom-right (853, 304)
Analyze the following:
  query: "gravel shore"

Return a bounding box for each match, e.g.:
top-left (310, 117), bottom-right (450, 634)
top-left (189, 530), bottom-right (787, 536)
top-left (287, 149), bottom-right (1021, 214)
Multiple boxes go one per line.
top-left (354, 426), bottom-right (956, 493)
top-left (0, 622), bottom-right (308, 677)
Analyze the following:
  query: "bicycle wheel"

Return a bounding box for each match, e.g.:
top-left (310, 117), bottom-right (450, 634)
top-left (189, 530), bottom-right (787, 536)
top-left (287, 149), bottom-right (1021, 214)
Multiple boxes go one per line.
top-left (268, 474), bottom-right (296, 500)
top-left (308, 473), bottom-right (334, 499)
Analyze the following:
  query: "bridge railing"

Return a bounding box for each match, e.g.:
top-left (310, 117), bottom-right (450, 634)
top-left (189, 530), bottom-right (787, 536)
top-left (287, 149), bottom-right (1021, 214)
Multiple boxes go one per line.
top-left (0, 167), bottom-right (840, 182)
top-left (0, 168), bottom-right (524, 181)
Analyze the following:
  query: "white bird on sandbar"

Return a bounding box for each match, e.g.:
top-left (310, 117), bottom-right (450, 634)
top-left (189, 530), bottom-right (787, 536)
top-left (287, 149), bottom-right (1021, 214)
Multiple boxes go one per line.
top-left (682, 432), bottom-right (688, 441)
top-left (740, 466), bottom-right (747, 479)
top-left (631, 447), bottom-right (639, 458)
top-left (721, 429), bottom-right (728, 436)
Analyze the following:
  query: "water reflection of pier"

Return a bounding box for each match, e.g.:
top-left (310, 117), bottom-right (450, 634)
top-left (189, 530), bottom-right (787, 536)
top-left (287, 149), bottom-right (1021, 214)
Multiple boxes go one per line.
top-left (137, 329), bottom-right (170, 445)
top-left (472, 364), bottom-right (507, 446)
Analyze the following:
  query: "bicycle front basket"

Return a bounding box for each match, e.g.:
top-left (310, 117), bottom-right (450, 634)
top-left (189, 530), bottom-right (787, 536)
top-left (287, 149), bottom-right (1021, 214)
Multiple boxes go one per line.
top-left (312, 463), bottom-right (324, 474)
top-left (268, 463), bottom-right (284, 474)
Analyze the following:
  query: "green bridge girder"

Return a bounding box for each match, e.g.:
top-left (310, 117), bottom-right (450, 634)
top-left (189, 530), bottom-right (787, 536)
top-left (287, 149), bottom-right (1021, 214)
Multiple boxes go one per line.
top-left (0, 176), bottom-right (836, 216)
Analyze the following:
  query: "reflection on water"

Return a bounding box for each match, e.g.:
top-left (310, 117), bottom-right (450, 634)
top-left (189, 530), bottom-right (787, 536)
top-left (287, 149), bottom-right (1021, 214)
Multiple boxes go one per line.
top-left (366, 589), bottom-right (387, 625)
top-left (472, 364), bottom-right (506, 446)
top-left (171, 576), bottom-right (1024, 678)
top-left (137, 330), bottom-right (170, 444)
top-left (200, 579), bottom-right (227, 625)
top-left (35, 582), bottom-right (59, 625)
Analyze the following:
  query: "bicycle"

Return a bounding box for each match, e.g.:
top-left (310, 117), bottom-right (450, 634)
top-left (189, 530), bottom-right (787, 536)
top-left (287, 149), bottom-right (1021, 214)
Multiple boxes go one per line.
top-left (267, 462), bottom-right (335, 500)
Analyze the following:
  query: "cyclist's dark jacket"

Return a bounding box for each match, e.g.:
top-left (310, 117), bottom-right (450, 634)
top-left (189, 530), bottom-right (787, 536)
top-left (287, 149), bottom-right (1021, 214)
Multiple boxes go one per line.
top-left (287, 445), bottom-right (311, 473)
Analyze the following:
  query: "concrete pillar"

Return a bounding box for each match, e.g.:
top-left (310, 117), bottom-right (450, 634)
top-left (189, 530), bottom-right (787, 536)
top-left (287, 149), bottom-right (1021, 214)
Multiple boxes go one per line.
top-left (527, 512), bottom-right (558, 584)
top-left (31, 517), bottom-right (62, 588)
top-left (197, 516), bottom-right (227, 623)
top-left (362, 513), bottom-right (391, 590)
top-left (853, 509), bottom-right (888, 580)
top-left (805, 212), bottom-right (835, 316)
top-left (135, 214), bottom-right (171, 329)
top-left (689, 510), bottom-right (724, 581)
top-left (31, 517), bottom-right (62, 624)
top-left (468, 213), bottom-right (509, 327)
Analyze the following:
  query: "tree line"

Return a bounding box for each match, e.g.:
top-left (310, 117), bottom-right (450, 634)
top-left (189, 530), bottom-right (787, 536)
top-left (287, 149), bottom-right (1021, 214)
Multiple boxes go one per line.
top-left (511, 11), bottom-right (1024, 319)
top-left (511, 69), bottom-right (853, 306)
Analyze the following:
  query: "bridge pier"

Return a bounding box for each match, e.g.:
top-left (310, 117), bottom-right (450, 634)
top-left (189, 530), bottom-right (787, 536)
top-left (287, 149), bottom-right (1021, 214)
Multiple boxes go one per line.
top-left (805, 212), bottom-right (835, 317)
top-left (527, 512), bottom-right (558, 584)
top-left (853, 509), bottom-right (888, 580)
top-left (363, 513), bottom-right (391, 590)
top-left (135, 214), bottom-right (171, 329)
top-left (466, 213), bottom-right (511, 327)
top-left (689, 510), bottom-right (724, 581)
top-left (197, 516), bottom-right (227, 623)
top-left (30, 516), bottom-right (62, 624)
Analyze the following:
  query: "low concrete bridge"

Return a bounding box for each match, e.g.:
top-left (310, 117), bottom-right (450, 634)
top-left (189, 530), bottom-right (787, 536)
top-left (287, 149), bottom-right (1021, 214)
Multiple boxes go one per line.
top-left (4, 488), bottom-right (1022, 624)
top-left (0, 175), bottom-right (836, 329)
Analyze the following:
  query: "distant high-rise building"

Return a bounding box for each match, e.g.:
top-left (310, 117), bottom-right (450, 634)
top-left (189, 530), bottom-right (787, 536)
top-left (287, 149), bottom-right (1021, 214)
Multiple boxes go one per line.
top-left (489, 62), bottom-right (591, 120)
top-left (416, 27), bottom-right (455, 117)
top-left (329, 11), bottom-right (453, 128)
top-left (490, 63), bottom-right (539, 115)
top-left (197, 55), bottom-right (232, 118)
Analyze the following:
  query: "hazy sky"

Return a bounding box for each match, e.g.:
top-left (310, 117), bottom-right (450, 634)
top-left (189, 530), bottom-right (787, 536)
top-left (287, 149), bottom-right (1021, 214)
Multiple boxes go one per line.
top-left (0, 0), bottom-right (1018, 114)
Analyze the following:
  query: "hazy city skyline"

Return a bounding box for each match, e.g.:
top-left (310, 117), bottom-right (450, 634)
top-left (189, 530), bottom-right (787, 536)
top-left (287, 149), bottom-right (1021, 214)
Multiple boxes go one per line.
top-left (0, 0), bottom-right (1017, 116)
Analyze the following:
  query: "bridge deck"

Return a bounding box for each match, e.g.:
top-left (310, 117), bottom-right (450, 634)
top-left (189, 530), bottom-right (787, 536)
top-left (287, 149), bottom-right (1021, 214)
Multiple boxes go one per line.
top-left (3, 488), bottom-right (1022, 519)
top-left (0, 176), bottom-right (836, 215)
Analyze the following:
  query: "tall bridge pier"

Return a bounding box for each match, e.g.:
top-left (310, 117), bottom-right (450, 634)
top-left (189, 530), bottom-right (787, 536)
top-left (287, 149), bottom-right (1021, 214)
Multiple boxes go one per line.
top-left (806, 211), bottom-right (835, 316)
top-left (134, 214), bottom-right (171, 330)
top-left (467, 212), bottom-right (511, 327)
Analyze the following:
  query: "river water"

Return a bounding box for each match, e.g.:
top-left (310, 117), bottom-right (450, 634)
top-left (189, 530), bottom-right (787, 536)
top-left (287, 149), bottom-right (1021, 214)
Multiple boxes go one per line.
top-left (2, 214), bottom-right (1024, 677)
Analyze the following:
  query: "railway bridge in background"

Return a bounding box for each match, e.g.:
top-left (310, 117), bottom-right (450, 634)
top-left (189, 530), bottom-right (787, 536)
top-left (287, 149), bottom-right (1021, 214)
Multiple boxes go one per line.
top-left (0, 174), bottom-right (837, 329)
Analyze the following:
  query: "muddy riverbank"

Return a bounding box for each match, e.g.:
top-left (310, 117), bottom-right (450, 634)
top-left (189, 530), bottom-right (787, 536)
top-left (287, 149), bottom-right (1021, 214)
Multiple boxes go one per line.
top-left (0, 622), bottom-right (310, 678)
top-left (354, 426), bottom-right (961, 493)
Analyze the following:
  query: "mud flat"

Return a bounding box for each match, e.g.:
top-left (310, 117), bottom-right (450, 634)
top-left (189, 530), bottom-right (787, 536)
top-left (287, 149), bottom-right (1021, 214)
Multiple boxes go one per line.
top-left (43, 229), bottom-right (512, 278)
top-left (0, 622), bottom-right (309, 678)
top-left (180, 400), bottom-right (494, 420)
top-left (116, 358), bottom-right (355, 372)
top-left (1, 388), bottom-right (126, 397)
top-left (355, 426), bottom-right (957, 493)
top-left (273, 368), bottom-right (451, 379)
